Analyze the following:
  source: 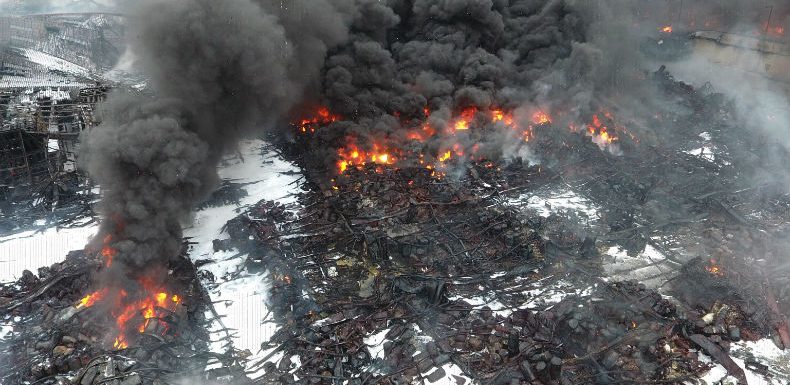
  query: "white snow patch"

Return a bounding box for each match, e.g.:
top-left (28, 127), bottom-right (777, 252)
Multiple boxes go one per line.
top-left (449, 278), bottom-right (593, 317)
top-left (0, 75), bottom-right (88, 89)
top-left (603, 244), bottom-right (676, 288)
top-left (436, 361), bottom-right (471, 384)
top-left (20, 48), bottom-right (91, 77)
top-left (524, 279), bottom-right (595, 310)
top-left (0, 322), bottom-right (13, 340)
top-left (686, 145), bottom-right (716, 162)
top-left (183, 139), bottom-right (302, 377)
top-left (509, 188), bottom-right (599, 221)
top-left (699, 339), bottom-right (790, 385)
top-left (365, 328), bottom-right (390, 360)
top-left (0, 219), bottom-right (98, 282)
top-left (411, 325), bottom-right (472, 385)
top-left (685, 145), bottom-right (731, 166)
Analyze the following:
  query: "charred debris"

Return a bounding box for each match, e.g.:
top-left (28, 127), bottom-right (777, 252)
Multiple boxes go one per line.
top-left (1, 46), bottom-right (789, 385)
top-left (0, 82), bottom-right (110, 232)
top-left (239, 67), bottom-right (790, 384)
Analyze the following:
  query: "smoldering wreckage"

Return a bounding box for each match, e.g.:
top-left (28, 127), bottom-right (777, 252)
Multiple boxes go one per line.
top-left (0, 0), bottom-right (789, 384)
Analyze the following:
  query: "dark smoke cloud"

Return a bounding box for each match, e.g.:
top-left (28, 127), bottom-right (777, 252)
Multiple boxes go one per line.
top-left (312, 0), bottom-right (625, 164)
top-left (302, 0), bottom-right (788, 170)
top-left (80, 0), bottom-right (789, 283)
top-left (80, 0), bottom-right (351, 278)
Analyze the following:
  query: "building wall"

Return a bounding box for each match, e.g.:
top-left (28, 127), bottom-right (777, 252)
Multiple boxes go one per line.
top-left (690, 31), bottom-right (790, 85)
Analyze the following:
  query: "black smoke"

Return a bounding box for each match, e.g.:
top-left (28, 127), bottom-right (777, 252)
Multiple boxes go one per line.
top-left (291, 0), bottom-right (788, 170)
top-left (80, 0), bottom-right (789, 286)
top-left (79, 0), bottom-right (352, 281)
top-left (300, 0), bottom-right (630, 167)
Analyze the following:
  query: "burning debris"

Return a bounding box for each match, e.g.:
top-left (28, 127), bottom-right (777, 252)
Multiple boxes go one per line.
top-left (73, 0), bottom-right (354, 354)
top-left (297, 104), bottom-right (633, 177)
top-left (0, 246), bottom-right (213, 385)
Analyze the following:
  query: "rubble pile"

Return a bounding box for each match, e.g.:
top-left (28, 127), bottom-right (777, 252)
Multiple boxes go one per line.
top-left (209, 152), bottom-right (778, 384)
top-left (211, 67), bottom-right (790, 384)
top-left (0, 55), bottom-right (787, 385)
top-left (0, 248), bottom-right (216, 385)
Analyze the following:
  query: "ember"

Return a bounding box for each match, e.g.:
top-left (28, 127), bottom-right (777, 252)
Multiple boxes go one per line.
top-left (100, 234), bottom-right (116, 268)
top-left (705, 258), bottom-right (725, 277)
top-left (297, 106), bottom-right (341, 134)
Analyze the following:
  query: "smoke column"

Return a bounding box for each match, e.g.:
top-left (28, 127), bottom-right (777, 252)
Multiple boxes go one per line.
top-left (291, 0), bottom-right (787, 171)
top-left (79, 0), bottom-right (351, 282)
top-left (80, 0), bottom-right (789, 287)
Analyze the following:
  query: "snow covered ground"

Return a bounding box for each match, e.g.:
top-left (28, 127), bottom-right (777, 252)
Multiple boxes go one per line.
top-left (700, 339), bottom-right (790, 385)
top-left (505, 184), bottom-right (788, 385)
top-left (0, 138), bottom-right (301, 379)
top-left (183, 139), bottom-right (301, 377)
top-left (0, 75), bottom-right (89, 89)
top-left (508, 188), bottom-right (600, 223)
top-left (0, 217), bottom-right (97, 282)
top-left (20, 48), bottom-right (92, 78)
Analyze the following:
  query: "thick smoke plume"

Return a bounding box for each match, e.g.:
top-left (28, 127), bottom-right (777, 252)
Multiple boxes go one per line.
top-left (305, 0), bottom-right (650, 168)
top-left (78, 0), bottom-right (789, 311)
top-left (294, 0), bottom-right (787, 171)
top-left (80, 0), bottom-right (352, 282)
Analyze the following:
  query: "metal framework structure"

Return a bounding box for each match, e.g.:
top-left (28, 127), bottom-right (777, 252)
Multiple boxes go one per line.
top-left (0, 85), bottom-right (107, 203)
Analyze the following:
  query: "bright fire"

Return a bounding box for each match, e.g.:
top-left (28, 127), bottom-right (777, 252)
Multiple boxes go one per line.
top-left (337, 140), bottom-right (398, 173)
top-left (453, 107), bottom-right (478, 131)
top-left (660, 25), bottom-right (673, 33)
top-left (77, 278), bottom-right (182, 350)
top-left (587, 112), bottom-right (619, 147)
top-left (77, 289), bottom-right (107, 309)
top-left (297, 107), bottom-right (340, 134)
top-left (705, 259), bottom-right (724, 277)
top-left (296, 105), bottom-right (631, 175)
top-left (101, 234), bottom-right (116, 268)
top-left (531, 111), bottom-right (552, 125)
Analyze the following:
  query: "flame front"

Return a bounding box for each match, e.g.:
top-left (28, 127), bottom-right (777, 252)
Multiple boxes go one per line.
top-left (587, 112), bottom-right (623, 148)
top-left (297, 105), bottom-right (633, 175)
top-left (337, 140), bottom-right (398, 173)
top-left (76, 279), bottom-right (182, 350)
top-left (77, 289), bottom-right (107, 309)
top-left (297, 106), bottom-right (340, 134)
top-left (101, 234), bottom-right (117, 268)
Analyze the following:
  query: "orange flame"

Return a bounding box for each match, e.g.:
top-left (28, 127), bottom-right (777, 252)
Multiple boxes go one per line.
top-left (295, 106), bottom-right (559, 175)
top-left (298, 106), bottom-right (340, 134)
top-left (75, 277), bottom-right (182, 350)
top-left (531, 111), bottom-right (552, 125)
top-left (453, 107), bottom-right (478, 131)
top-left (77, 289), bottom-right (107, 308)
top-left (660, 25), bottom-right (673, 33)
top-left (705, 259), bottom-right (724, 277)
top-left (336, 140), bottom-right (398, 173)
top-left (587, 112), bottom-right (619, 146)
top-left (100, 234), bottom-right (117, 268)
